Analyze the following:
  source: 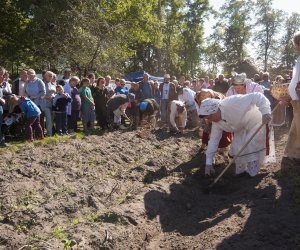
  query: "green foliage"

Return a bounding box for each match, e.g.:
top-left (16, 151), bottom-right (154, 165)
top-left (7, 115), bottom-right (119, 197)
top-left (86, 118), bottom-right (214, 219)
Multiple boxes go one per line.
top-left (254, 0), bottom-right (284, 71)
top-left (279, 13), bottom-right (300, 70)
top-left (217, 0), bottom-right (253, 71)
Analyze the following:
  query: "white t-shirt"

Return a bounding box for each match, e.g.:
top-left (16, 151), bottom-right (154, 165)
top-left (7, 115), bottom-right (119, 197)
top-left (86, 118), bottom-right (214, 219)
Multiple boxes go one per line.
top-left (162, 83), bottom-right (170, 100)
top-left (178, 87), bottom-right (196, 110)
top-left (19, 80), bottom-right (26, 96)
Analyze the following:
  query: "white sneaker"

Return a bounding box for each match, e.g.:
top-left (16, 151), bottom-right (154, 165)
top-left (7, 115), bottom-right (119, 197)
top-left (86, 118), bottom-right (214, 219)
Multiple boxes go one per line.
top-left (119, 124), bottom-right (127, 130)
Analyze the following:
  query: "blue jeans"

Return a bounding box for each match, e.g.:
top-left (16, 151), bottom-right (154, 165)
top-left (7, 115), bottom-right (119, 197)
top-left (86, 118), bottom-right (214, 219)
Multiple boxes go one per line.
top-left (44, 107), bottom-right (53, 136)
top-left (0, 106), bottom-right (4, 143)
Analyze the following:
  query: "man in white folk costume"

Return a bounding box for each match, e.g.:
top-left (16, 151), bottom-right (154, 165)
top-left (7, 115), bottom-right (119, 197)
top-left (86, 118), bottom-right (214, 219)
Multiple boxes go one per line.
top-left (199, 92), bottom-right (272, 177)
top-left (282, 31), bottom-right (300, 165)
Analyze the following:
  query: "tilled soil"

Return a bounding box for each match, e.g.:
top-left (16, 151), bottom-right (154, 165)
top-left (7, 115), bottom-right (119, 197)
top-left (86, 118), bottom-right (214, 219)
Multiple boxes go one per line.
top-left (0, 126), bottom-right (299, 250)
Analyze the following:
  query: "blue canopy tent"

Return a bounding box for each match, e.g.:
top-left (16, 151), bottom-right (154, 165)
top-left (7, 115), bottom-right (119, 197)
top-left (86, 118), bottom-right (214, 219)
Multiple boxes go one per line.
top-left (125, 70), bottom-right (164, 83)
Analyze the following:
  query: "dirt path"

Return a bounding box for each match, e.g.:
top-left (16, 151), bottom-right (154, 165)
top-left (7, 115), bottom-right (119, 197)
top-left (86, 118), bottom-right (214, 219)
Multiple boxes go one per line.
top-left (0, 126), bottom-right (299, 249)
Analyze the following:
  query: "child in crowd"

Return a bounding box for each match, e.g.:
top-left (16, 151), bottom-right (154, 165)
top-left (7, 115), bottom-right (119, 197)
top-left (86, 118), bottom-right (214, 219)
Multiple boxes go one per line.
top-left (8, 95), bottom-right (44, 142)
top-left (68, 76), bottom-right (81, 133)
top-left (79, 78), bottom-right (95, 133)
top-left (52, 85), bottom-right (71, 135)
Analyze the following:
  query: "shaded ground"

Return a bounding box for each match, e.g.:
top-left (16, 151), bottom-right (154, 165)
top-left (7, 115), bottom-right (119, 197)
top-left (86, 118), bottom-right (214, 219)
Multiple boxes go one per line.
top-left (0, 126), bottom-right (299, 249)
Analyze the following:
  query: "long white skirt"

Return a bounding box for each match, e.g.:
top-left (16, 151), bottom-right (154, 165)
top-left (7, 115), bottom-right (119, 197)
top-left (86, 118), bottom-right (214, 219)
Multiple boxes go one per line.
top-left (230, 123), bottom-right (266, 176)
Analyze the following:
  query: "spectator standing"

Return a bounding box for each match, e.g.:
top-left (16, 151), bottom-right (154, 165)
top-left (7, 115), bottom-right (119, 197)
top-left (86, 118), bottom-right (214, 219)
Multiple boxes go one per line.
top-left (0, 69), bottom-right (8, 146)
top-left (159, 74), bottom-right (177, 125)
top-left (79, 78), bottom-right (95, 133)
top-left (139, 73), bottom-right (152, 99)
top-left (213, 74), bottom-right (229, 94)
top-left (63, 72), bottom-right (73, 131)
top-left (25, 69), bottom-right (46, 132)
top-left (115, 79), bottom-right (128, 95)
top-left (178, 76), bottom-right (185, 86)
top-left (105, 75), bottom-right (114, 98)
top-left (13, 70), bottom-right (28, 96)
top-left (259, 72), bottom-right (275, 108)
top-left (253, 74), bottom-right (261, 83)
top-left (41, 71), bottom-right (56, 136)
top-left (87, 73), bottom-right (96, 87)
top-left (59, 68), bottom-right (72, 86)
top-left (92, 77), bottom-right (109, 130)
top-left (0, 67), bottom-right (12, 115)
top-left (153, 81), bottom-right (161, 106)
top-left (201, 76), bottom-right (210, 89)
top-left (52, 85), bottom-right (71, 135)
top-left (68, 76), bottom-right (81, 133)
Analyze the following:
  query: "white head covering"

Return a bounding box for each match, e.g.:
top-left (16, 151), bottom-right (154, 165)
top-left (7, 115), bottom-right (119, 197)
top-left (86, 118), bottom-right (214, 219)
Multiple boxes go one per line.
top-left (233, 73), bottom-right (247, 85)
top-left (199, 98), bottom-right (220, 116)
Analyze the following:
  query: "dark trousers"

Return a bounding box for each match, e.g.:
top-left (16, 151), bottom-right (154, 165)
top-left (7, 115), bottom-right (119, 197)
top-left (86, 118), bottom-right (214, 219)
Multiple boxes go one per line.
top-left (68, 110), bottom-right (80, 131)
top-left (55, 112), bottom-right (67, 134)
top-left (96, 111), bottom-right (108, 129)
top-left (0, 106), bottom-right (4, 143)
top-left (26, 116), bottom-right (43, 141)
top-left (37, 105), bottom-right (45, 133)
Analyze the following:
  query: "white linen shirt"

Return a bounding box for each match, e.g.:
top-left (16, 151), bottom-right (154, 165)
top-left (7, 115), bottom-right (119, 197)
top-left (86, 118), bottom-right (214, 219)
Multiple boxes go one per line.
top-left (178, 88), bottom-right (196, 111)
top-left (289, 56), bottom-right (300, 100)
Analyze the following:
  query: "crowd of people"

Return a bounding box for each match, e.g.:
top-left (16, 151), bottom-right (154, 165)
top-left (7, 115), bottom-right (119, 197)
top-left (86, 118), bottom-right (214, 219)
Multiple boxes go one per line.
top-left (0, 31), bottom-right (299, 177)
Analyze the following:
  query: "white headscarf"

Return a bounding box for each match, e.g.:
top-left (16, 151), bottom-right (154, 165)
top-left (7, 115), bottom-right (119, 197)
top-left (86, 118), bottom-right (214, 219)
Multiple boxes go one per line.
top-left (198, 98), bottom-right (220, 116)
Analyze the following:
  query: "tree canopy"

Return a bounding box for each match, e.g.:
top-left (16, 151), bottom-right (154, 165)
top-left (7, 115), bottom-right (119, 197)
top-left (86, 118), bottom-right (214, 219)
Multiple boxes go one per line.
top-left (0, 0), bottom-right (299, 78)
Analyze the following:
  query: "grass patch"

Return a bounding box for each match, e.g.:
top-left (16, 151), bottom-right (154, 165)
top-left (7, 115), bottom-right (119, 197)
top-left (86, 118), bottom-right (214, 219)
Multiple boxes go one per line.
top-left (1, 131), bottom-right (86, 152)
top-left (52, 226), bottom-right (66, 239)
